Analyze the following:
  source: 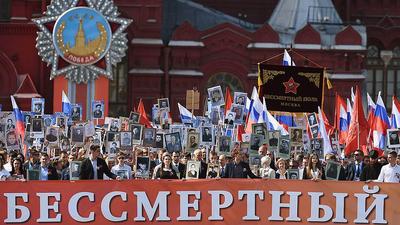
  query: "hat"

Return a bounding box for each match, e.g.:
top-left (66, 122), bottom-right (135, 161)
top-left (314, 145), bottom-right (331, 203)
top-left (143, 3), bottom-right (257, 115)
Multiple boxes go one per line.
top-left (369, 150), bottom-right (378, 159)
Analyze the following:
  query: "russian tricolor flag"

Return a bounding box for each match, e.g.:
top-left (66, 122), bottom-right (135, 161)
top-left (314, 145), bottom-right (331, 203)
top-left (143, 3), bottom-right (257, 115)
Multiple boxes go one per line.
top-left (178, 103), bottom-right (195, 124)
top-left (346, 98), bottom-right (352, 127)
top-left (245, 88), bottom-right (263, 133)
top-left (10, 96), bottom-right (26, 156)
top-left (283, 49), bottom-right (295, 66)
top-left (372, 94), bottom-right (390, 151)
top-left (62, 91), bottom-right (71, 116)
top-left (367, 92), bottom-right (376, 128)
top-left (391, 96), bottom-right (400, 129)
top-left (339, 104), bottom-right (348, 145)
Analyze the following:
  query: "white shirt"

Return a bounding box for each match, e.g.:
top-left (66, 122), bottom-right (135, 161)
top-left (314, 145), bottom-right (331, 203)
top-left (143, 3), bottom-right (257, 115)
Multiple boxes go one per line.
top-left (111, 164), bottom-right (132, 179)
top-left (376, 164), bottom-right (400, 183)
top-left (0, 168), bottom-right (11, 181)
top-left (4, 162), bottom-right (12, 172)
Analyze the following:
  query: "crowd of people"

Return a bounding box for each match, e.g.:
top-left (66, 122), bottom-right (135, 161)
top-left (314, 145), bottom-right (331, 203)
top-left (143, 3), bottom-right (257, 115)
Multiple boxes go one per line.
top-left (1, 140), bottom-right (399, 183)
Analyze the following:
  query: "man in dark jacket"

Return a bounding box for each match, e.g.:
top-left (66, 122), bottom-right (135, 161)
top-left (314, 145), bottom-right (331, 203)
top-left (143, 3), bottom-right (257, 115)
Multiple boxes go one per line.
top-left (79, 145), bottom-right (120, 180)
top-left (33, 153), bottom-right (58, 180)
top-left (223, 152), bottom-right (260, 179)
top-left (346, 150), bottom-right (364, 181)
top-left (172, 151), bottom-right (186, 179)
top-left (360, 150), bottom-right (382, 181)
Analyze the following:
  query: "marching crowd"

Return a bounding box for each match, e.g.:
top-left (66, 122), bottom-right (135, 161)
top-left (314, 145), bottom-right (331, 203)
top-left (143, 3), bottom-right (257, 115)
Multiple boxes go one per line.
top-left (1, 140), bottom-right (400, 183)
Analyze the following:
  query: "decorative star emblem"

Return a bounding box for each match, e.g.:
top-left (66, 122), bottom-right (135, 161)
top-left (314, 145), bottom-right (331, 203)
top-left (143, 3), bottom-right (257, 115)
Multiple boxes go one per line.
top-left (32, 0), bottom-right (132, 83)
top-left (283, 77), bottom-right (300, 94)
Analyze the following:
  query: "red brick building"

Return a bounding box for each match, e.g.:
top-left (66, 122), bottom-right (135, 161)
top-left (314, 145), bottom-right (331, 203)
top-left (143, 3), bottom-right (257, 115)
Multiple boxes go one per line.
top-left (0, 0), bottom-right (397, 121)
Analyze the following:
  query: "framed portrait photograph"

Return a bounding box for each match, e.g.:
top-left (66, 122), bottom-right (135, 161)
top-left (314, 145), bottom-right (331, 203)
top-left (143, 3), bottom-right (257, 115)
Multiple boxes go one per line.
top-left (108, 118), bottom-right (121, 132)
top-left (23, 112), bottom-right (32, 127)
top-left (240, 142), bottom-right (249, 154)
top-left (207, 86), bottom-right (225, 107)
top-left (278, 138), bottom-right (290, 159)
top-left (45, 126), bottom-right (59, 144)
top-left (310, 125), bottom-right (319, 139)
top-left (155, 133), bottom-right (164, 148)
top-left (218, 136), bottom-right (231, 154)
top-left (69, 161), bottom-right (82, 181)
top-left (142, 128), bottom-right (156, 147)
top-left (387, 129), bottom-right (400, 148)
top-left (158, 98), bottom-right (170, 112)
top-left (249, 155), bottom-right (262, 166)
top-left (331, 141), bottom-right (341, 156)
top-left (59, 137), bottom-right (71, 152)
top-left (31, 118), bottom-right (43, 133)
top-left (106, 131), bottom-right (119, 142)
top-left (71, 126), bottom-right (85, 144)
top-left (43, 115), bottom-right (53, 127)
top-left (310, 138), bottom-right (324, 159)
top-left (27, 169), bottom-right (40, 181)
top-left (116, 169), bottom-right (130, 180)
top-left (31, 97), bottom-right (45, 116)
top-left (129, 111), bottom-right (140, 123)
top-left (165, 132), bottom-right (182, 153)
top-left (252, 123), bottom-right (267, 139)
top-left (231, 104), bottom-right (245, 124)
top-left (288, 169), bottom-right (300, 180)
top-left (224, 111), bottom-right (236, 125)
top-left (56, 116), bottom-right (67, 129)
top-left (131, 124), bottom-right (143, 145)
top-left (71, 104), bottom-right (82, 122)
top-left (120, 131), bottom-right (132, 148)
top-left (233, 92), bottom-right (247, 106)
top-left (206, 163), bottom-right (220, 179)
top-left (210, 107), bottom-right (221, 125)
top-left (135, 156), bottom-right (150, 178)
top-left (200, 126), bottom-right (213, 144)
top-left (289, 127), bottom-right (303, 146)
top-left (107, 141), bottom-right (120, 154)
top-left (186, 132), bottom-right (200, 153)
top-left (249, 134), bottom-right (264, 155)
top-left (5, 130), bottom-right (20, 150)
top-left (92, 100), bottom-right (104, 119)
top-left (325, 161), bottom-right (341, 180)
top-left (268, 130), bottom-right (280, 150)
top-left (307, 113), bottom-right (318, 127)
top-left (186, 160), bottom-right (200, 179)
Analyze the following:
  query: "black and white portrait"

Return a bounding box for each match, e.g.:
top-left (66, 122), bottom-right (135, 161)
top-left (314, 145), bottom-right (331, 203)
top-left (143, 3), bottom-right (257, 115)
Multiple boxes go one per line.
top-left (31, 98), bottom-right (45, 116)
top-left (108, 119), bottom-right (120, 132)
top-left (155, 133), bottom-right (164, 148)
top-left (388, 129), bottom-right (400, 148)
top-left (224, 111), bottom-right (235, 125)
top-left (31, 118), bottom-right (43, 133)
top-left (69, 161), bottom-right (82, 181)
top-left (201, 126), bottom-right (213, 143)
top-left (129, 112), bottom-right (140, 123)
top-left (233, 92), bottom-right (247, 106)
top-left (310, 138), bottom-right (324, 158)
top-left (92, 101), bottom-right (104, 119)
top-left (45, 127), bottom-right (59, 143)
top-left (278, 138), bottom-right (290, 159)
top-left (43, 115), bottom-right (53, 127)
top-left (288, 169), bottom-right (300, 180)
top-left (158, 98), bottom-right (170, 112)
top-left (219, 136), bottom-right (231, 153)
top-left (186, 132), bottom-right (200, 152)
top-left (71, 104), bottom-right (82, 122)
top-left (252, 123), bottom-right (267, 138)
top-left (165, 132), bottom-right (182, 153)
top-left (310, 125), bottom-right (319, 139)
top-left (231, 104), bottom-right (245, 124)
top-left (307, 113), bottom-right (318, 126)
top-left (210, 107), bottom-right (220, 125)
top-left (206, 163), bottom-right (220, 179)
top-left (268, 131), bottom-right (280, 150)
top-left (142, 128), bottom-right (156, 147)
top-left (325, 161), bottom-right (341, 180)
top-left (250, 134), bottom-right (264, 152)
top-left (5, 130), bottom-right (19, 150)
top-left (186, 160), bottom-right (200, 179)
top-left (56, 116), bottom-right (66, 129)
top-left (120, 131), bottom-right (132, 148)
top-left (71, 126), bottom-right (85, 143)
top-left (107, 141), bottom-right (120, 154)
top-left (289, 127), bottom-right (303, 146)
top-left (131, 124), bottom-right (143, 145)
top-left (208, 86), bottom-right (225, 107)
top-left (135, 157), bottom-right (150, 178)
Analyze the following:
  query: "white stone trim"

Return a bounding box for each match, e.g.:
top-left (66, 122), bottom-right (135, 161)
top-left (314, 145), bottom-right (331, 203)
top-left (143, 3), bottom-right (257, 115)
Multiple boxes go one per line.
top-left (168, 40), bottom-right (204, 47)
top-left (329, 73), bottom-right (366, 80)
top-left (247, 73), bottom-right (258, 77)
top-left (169, 69), bottom-right (203, 76)
top-left (293, 44), bottom-right (322, 50)
top-left (247, 42), bottom-right (284, 49)
top-left (131, 38), bottom-right (163, 45)
top-left (129, 68), bottom-right (164, 74)
top-left (332, 45), bottom-right (366, 50)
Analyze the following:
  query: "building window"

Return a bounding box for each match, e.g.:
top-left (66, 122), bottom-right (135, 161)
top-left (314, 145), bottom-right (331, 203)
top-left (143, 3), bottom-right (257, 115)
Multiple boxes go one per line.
top-left (109, 57), bottom-right (128, 117)
top-left (366, 45), bottom-right (400, 109)
top-left (0, 0), bottom-right (11, 21)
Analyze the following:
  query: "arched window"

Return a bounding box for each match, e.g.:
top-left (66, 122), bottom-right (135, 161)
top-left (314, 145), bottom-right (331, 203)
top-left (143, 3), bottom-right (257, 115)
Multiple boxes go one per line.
top-left (109, 57), bottom-right (128, 117)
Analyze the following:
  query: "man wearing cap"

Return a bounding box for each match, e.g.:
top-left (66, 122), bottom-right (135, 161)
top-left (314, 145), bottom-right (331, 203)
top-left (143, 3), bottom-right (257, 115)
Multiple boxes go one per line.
top-left (360, 150), bottom-right (382, 181)
top-left (80, 145), bottom-right (120, 180)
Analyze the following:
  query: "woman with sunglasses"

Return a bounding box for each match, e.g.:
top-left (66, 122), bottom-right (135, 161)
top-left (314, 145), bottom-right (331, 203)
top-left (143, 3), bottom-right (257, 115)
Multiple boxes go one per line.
top-left (154, 153), bottom-right (178, 179)
top-left (303, 153), bottom-right (325, 180)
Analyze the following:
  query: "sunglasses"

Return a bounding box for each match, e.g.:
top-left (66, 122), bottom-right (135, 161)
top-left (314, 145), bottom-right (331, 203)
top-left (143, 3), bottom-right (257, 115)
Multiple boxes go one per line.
top-left (118, 157), bottom-right (125, 160)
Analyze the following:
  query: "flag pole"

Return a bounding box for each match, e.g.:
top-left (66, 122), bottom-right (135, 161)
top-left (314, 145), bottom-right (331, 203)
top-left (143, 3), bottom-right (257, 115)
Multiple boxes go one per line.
top-left (357, 123), bottom-right (360, 149)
